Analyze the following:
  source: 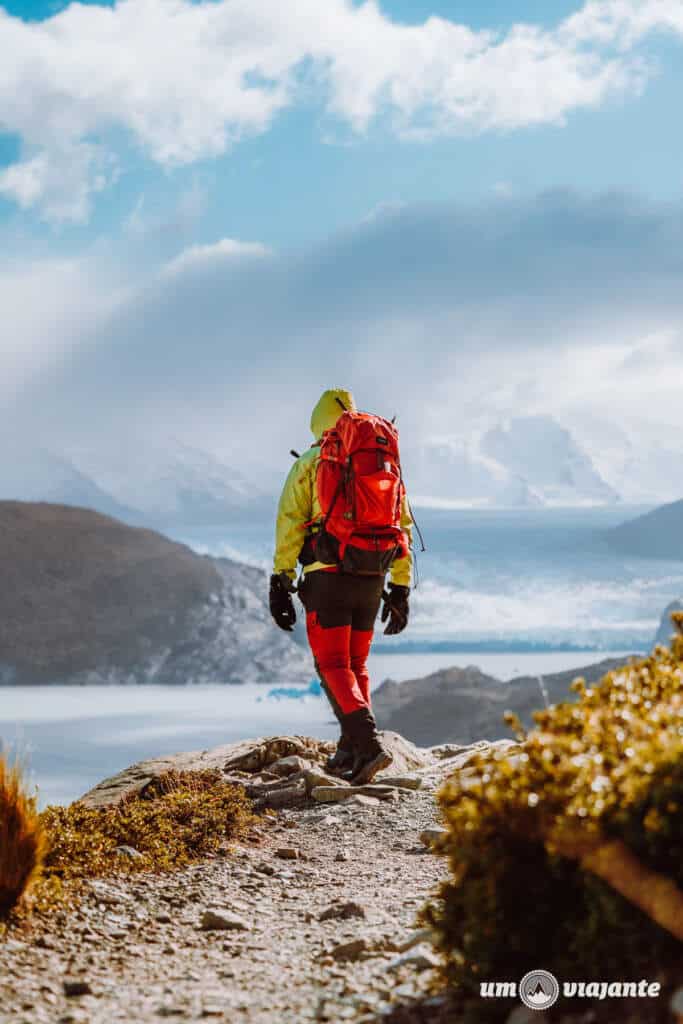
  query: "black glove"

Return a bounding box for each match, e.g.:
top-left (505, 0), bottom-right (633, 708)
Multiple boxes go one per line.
top-left (381, 584), bottom-right (409, 635)
top-left (269, 572), bottom-right (297, 632)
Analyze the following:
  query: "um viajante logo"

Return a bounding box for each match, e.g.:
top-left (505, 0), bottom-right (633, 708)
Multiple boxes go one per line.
top-left (480, 971), bottom-right (662, 1010)
top-left (519, 970), bottom-right (560, 1010)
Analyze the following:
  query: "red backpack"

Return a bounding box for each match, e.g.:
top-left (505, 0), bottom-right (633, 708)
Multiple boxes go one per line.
top-left (307, 411), bottom-right (410, 574)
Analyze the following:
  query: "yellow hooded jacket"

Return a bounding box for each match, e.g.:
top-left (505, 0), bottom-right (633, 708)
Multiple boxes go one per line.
top-left (273, 388), bottom-right (413, 587)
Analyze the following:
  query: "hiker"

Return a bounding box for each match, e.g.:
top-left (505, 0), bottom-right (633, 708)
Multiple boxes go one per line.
top-left (269, 388), bottom-right (413, 785)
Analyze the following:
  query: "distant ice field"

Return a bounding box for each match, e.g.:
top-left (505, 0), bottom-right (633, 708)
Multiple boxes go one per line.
top-left (174, 505), bottom-right (681, 653)
top-left (3, 505), bottom-right (678, 807)
top-left (0, 648), bottom-right (633, 808)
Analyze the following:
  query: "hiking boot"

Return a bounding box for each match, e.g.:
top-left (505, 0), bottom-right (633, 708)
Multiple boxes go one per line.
top-left (342, 707), bottom-right (393, 786)
top-left (325, 734), bottom-right (355, 777)
top-left (349, 741), bottom-right (393, 786)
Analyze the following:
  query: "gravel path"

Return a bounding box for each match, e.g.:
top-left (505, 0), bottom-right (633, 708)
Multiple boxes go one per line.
top-left (0, 742), bottom-right (478, 1024)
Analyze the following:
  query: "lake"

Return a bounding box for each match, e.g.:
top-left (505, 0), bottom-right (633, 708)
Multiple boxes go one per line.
top-left (1, 649), bottom-right (633, 808)
top-left (2, 505), bottom-right (681, 807)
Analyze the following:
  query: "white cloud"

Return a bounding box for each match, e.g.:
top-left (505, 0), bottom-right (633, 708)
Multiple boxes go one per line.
top-left (0, 252), bottom-right (128, 402)
top-left (0, 0), bottom-right (682, 221)
top-left (0, 143), bottom-right (114, 224)
top-left (124, 180), bottom-right (208, 240)
top-left (163, 238), bottom-right (271, 276)
top-left (4, 188), bottom-right (683, 472)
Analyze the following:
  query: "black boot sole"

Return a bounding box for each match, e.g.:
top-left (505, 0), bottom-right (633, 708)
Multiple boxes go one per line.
top-left (350, 750), bottom-right (393, 786)
top-left (325, 755), bottom-right (355, 778)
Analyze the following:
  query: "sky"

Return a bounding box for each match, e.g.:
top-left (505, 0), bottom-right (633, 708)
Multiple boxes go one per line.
top-left (2, 0), bottom-right (683, 491)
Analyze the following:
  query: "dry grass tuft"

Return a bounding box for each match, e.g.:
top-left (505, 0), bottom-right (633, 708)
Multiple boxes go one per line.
top-left (0, 755), bottom-right (45, 917)
top-left (14, 769), bottom-right (256, 917)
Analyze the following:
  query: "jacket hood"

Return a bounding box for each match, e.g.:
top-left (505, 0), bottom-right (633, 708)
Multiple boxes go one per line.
top-left (310, 388), bottom-right (356, 439)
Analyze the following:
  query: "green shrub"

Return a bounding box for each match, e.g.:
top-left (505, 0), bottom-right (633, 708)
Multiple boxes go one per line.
top-left (422, 617), bottom-right (683, 1019)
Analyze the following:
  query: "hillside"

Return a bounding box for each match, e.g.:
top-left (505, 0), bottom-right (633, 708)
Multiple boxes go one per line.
top-left (373, 656), bottom-right (632, 745)
top-left (607, 498), bottom-right (683, 559)
top-left (0, 501), bottom-right (310, 686)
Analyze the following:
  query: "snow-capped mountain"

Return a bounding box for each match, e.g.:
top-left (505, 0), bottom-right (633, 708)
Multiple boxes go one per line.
top-left (408, 416), bottom-right (619, 507)
top-left (568, 415), bottom-right (683, 505)
top-left (599, 442), bottom-right (683, 504)
top-left (0, 439), bottom-right (265, 528)
top-left (0, 444), bottom-right (140, 522)
top-left (68, 439), bottom-right (263, 527)
top-left (407, 438), bottom-right (542, 507)
top-left (480, 417), bottom-right (619, 505)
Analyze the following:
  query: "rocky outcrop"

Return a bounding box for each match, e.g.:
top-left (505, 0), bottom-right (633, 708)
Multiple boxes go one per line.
top-left (373, 657), bottom-right (634, 746)
top-left (78, 732), bottom-right (514, 811)
top-left (0, 501), bottom-right (310, 686)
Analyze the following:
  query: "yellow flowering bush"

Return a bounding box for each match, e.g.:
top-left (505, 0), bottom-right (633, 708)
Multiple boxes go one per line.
top-left (422, 615), bottom-right (683, 1019)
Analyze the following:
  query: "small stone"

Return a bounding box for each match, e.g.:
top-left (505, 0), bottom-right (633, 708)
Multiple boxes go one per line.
top-left (63, 978), bottom-right (92, 997)
top-left (378, 775), bottom-right (423, 790)
top-left (269, 755), bottom-right (309, 776)
top-left (275, 847), bottom-right (300, 860)
top-left (506, 1008), bottom-right (540, 1024)
top-left (397, 928), bottom-right (434, 952)
top-left (253, 861), bottom-right (277, 876)
top-left (419, 828), bottom-right (448, 850)
top-left (387, 945), bottom-right (440, 972)
top-left (199, 910), bottom-right (250, 932)
top-left (319, 901), bottom-right (366, 922)
top-left (155, 911), bottom-right (172, 924)
top-left (113, 844), bottom-right (145, 860)
top-left (88, 880), bottom-right (130, 905)
top-left (329, 937), bottom-right (367, 962)
top-left (311, 784), bottom-right (397, 804)
top-left (335, 850), bottom-right (350, 862)
top-left (671, 987), bottom-right (683, 1016)
top-left (304, 769), bottom-right (346, 794)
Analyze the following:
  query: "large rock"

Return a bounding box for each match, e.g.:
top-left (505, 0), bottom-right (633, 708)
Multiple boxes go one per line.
top-left (0, 500), bottom-right (310, 686)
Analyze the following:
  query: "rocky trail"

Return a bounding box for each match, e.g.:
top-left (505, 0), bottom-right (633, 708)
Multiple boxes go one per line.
top-left (1, 734), bottom-right (514, 1024)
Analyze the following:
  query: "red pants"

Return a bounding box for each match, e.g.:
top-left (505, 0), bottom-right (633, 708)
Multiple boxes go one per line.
top-left (299, 571), bottom-right (384, 715)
